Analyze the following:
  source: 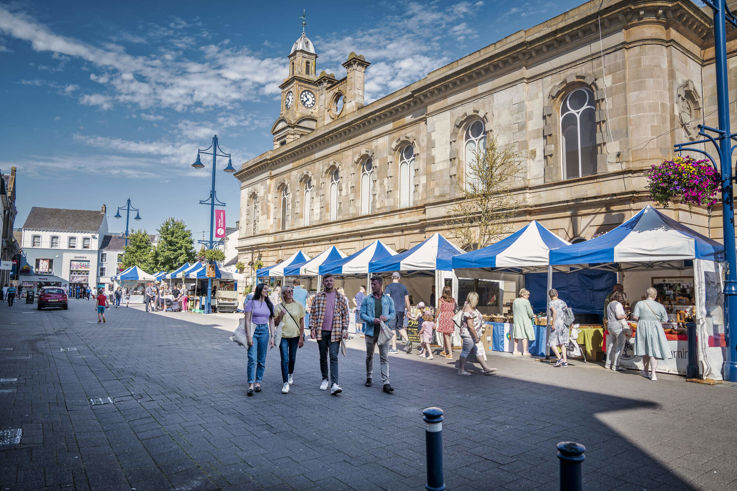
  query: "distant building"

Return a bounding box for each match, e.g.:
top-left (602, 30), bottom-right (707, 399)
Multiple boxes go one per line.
top-left (98, 234), bottom-right (126, 286)
top-left (0, 167), bottom-right (18, 285)
top-left (21, 205), bottom-right (108, 288)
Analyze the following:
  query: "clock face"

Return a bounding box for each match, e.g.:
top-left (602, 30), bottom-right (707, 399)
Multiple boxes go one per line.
top-left (300, 90), bottom-right (316, 108)
top-left (285, 91), bottom-right (294, 109)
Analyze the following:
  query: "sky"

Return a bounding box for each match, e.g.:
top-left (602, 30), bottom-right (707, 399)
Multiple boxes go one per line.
top-left (0, 0), bottom-right (591, 241)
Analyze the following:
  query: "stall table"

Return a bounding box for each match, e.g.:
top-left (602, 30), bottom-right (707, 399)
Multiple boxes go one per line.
top-left (482, 322), bottom-right (549, 357)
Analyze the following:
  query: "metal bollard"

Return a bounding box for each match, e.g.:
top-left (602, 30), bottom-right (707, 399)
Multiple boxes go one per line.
top-left (557, 441), bottom-right (585, 491)
top-left (423, 407), bottom-right (445, 491)
top-left (686, 324), bottom-right (698, 379)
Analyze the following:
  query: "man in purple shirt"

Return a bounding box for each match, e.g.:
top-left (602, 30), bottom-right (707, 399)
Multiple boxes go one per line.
top-left (310, 274), bottom-right (350, 395)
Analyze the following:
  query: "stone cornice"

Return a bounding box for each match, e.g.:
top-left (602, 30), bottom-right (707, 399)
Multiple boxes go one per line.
top-left (234, 0), bottom-right (710, 182)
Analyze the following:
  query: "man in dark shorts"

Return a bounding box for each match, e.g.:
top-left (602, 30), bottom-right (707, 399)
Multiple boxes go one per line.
top-left (384, 272), bottom-right (411, 353)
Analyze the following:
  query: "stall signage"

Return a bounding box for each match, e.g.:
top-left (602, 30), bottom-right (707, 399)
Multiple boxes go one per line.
top-left (70, 260), bottom-right (90, 271)
top-left (0, 261), bottom-right (11, 271)
top-left (206, 264), bottom-right (216, 278)
top-left (215, 210), bottom-right (226, 238)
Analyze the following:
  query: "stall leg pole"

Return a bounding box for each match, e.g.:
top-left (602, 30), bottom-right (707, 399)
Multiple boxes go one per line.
top-left (546, 265), bottom-right (553, 359)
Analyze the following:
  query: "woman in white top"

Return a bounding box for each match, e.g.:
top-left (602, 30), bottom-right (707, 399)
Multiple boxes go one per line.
top-left (605, 291), bottom-right (627, 371)
top-left (457, 292), bottom-right (497, 376)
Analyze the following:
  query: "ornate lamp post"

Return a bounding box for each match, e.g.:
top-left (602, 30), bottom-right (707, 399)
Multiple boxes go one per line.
top-left (192, 134), bottom-right (235, 314)
top-left (114, 198), bottom-right (142, 247)
top-left (675, 0), bottom-right (737, 381)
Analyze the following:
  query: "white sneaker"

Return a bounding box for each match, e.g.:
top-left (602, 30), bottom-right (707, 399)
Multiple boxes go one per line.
top-left (288, 374), bottom-right (294, 385)
top-left (281, 382), bottom-right (290, 394)
top-left (650, 372), bottom-right (658, 381)
top-left (330, 383), bottom-right (342, 395)
top-left (320, 379), bottom-right (329, 391)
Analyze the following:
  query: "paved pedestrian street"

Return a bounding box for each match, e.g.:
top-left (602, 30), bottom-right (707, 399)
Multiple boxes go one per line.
top-left (1, 299), bottom-right (736, 490)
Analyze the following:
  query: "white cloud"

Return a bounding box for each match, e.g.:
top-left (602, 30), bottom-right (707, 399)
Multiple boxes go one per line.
top-left (140, 113), bottom-right (164, 121)
top-left (79, 93), bottom-right (113, 110)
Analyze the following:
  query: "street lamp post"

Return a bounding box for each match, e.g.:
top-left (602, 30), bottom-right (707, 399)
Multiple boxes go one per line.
top-left (675, 0), bottom-right (737, 382)
top-left (114, 198), bottom-right (142, 247)
top-left (192, 134), bottom-right (235, 314)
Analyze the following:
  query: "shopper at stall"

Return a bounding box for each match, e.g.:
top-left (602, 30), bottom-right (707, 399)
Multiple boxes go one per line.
top-left (360, 275), bottom-right (396, 393)
top-left (418, 312), bottom-right (435, 360)
top-left (458, 292), bottom-right (496, 375)
top-left (181, 285), bottom-right (189, 312)
top-left (310, 274), bottom-right (350, 395)
top-left (353, 285), bottom-right (366, 334)
top-left (244, 283), bottom-right (275, 396)
top-left (605, 291), bottom-right (628, 371)
top-left (548, 289), bottom-right (570, 367)
top-left (274, 285), bottom-right (305, 394)
top-left (436, 286), bottom-right (457, 359)
top-left (631, 287), bottom-right (671, 381)
top-left (512, 288), bottom-right (536, 356)
top-left (385, 272), bottom-right (412, 353)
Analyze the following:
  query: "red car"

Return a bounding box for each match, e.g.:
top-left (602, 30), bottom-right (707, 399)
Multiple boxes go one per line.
top-left (38, 287), bottom-right (68, 310)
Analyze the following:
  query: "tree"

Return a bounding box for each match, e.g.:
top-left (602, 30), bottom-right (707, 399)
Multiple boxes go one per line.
top-left (198, 246), bottom-right (225, 262)
top-left (448, 136), bottom-right (523, 249)
top-left (235, 261), bottom-right (245, 273)
top-left (154, 218), bottom-right (196, 271)
top-left (120, 230), bottom-right (154, 271)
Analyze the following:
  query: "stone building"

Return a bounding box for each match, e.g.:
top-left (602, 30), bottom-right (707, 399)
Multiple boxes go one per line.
top-left (234, 0), bottom-right (726, 269)
top-left (1, 167), bottom-right (18, 285)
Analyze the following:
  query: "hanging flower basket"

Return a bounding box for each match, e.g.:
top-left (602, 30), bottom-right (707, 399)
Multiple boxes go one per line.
top-left (646, 156), bottom-right (720, 209)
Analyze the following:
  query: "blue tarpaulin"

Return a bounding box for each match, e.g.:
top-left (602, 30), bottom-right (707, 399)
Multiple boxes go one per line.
top-left (525, 270), bottom-right (616, 322)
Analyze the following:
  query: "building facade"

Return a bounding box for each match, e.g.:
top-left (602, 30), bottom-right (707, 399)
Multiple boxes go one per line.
top-left (235, 0), bottom-right (726, 267)
top-left (21, 206), bottom-right (109, 288)
top-left (1, 167), bottom-right (18, 285)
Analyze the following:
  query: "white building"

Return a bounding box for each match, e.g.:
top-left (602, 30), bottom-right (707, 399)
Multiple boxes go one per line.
top-left (21, 206), bottom-right (108, 288)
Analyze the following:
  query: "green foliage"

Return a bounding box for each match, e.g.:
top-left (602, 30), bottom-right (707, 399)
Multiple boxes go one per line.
top-left (198, 246), bottom-right (225, 262)
top-left (154, 218), bottom-right (196, 271)
top-left (235, 261), bottom-right (245, 273)
top-left (120, 230), bottom-right (154, 271)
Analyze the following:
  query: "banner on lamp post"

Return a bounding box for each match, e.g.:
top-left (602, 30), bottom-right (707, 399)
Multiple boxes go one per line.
top-left (215, 210), bottom-right (226, 238)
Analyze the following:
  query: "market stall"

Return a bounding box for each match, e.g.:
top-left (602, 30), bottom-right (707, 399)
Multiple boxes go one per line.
top-left (319, 240), bottom-right (397, 296)
top-left (283, 246), bottom-right (345, 291)
top-left (116, 266), bottom-right (156, 304)
top-left (549, 206), bottom-right (725, 379)
top-left (257, 250), bottom-right (310, 280)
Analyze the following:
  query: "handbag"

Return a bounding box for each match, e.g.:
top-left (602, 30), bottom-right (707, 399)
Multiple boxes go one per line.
top-left (230, 318), bottom-right (248, 348)
top-left (377, 320), bottom-right (393, 346)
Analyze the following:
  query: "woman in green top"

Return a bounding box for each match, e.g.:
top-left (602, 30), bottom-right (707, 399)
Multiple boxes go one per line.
top-left (274, 285), bottom-right (306, 394)
top-left (511, 288), bottom-right (535, 356)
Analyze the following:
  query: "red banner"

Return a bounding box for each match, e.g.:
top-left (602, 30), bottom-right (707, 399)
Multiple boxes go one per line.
top-left (215, 210), bottom-right (226, 238)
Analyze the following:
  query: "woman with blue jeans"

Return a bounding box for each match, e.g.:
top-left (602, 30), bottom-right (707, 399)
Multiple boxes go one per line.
top-left (274, 285), bottom-right (305, 394)
top-left (244, 283), bottom-right (275, 396)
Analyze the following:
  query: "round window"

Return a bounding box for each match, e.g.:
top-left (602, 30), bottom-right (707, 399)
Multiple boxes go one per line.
top-left (334, 93), bottom-right (344, 115)
top-left (469, 120), bottom-right (484, 138)
top-left (402, 145), bottom-right (414, 160)
top-left (364, 159), bottom-right (373, 172)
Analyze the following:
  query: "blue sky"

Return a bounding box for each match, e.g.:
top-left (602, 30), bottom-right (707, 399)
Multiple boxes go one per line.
top-left (0, 0), bottom-right (586, 241)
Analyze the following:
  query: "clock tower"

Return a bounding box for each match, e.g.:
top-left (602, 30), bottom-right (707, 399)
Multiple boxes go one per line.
top-left (272, 14), bottom-right (320, 148)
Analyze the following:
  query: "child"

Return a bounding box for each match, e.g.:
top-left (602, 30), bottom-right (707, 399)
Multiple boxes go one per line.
top-left (96, 289), bottom-right (108, 323)
top-left (418, 312), bottom-right (435, 359)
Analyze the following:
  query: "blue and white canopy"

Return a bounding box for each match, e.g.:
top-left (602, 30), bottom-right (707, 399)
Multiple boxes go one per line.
top-left (183, 263), bottom-right (205, 278)
top-left (257, 250), bottom-right (310, 278)
top-left (284, 246), bottom-right (345, 276)
top-left (370, 233), bottom-right (463, 272)
top-left (166, 262), bottom-right (191, 279)
top-left (153, 270), bottom-right (168, 281)
top-left (452, 221), bottom-right (570, 270)
top-left (550, 205), bottom-right (724, 265)
top-left (191, 262), bottom-right (221, 279)
top-left (320, 240), bottom-right (396, 275)
top-left (117, 266), bottom-right (156, 281)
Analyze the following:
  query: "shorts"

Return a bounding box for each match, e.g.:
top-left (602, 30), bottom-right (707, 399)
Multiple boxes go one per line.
top-left (392, 312), bottom-right (406, 330)
top-left (460, 337), bottom-right (477, 358)
top-left (97, 306), bottom-right (105, 314)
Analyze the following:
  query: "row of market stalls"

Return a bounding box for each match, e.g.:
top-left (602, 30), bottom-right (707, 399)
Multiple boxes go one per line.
top-left (257, 206), bottom-right (727, 380)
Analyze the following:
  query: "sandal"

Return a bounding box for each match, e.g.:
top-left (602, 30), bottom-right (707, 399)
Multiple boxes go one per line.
top-left (254, 384), bottom-right (262, 392)
top-left (483, 369), bottom-right (497, 375)
top-left (247, 387), bottom-right (254, 396)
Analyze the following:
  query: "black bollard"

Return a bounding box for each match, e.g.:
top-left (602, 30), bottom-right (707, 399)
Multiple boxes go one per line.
top-left (557, 441), bottom-right (585, 491)
top-left (686, 324), bottom-right (699, 378)
top-left (423, 407), bottom-right (445, 491)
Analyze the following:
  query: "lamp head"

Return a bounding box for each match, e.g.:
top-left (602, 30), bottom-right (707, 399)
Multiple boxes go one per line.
top-left (192, 152), bottom-right (204, 169)
top-left (134, 211), bottom-right (141, 220)
top-left (114, 210), bottom-right (121, 219)
top-left (224, 157), bottom-right (235, 173)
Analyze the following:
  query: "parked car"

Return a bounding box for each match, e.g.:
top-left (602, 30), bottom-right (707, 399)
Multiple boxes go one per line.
top-left (38, 287), bottom-right (68, 310)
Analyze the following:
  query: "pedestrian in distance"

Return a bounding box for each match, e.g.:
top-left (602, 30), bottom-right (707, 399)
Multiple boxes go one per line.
top-left (1, 284), bottom-right (7, 303)
top-left (605, 291), bottom-right (628, 371)
top-left (273, 285), bottom-right (305, 394)
top-left (353, 285), bottom-right (367, 335)
top-left (96, 289), bottom-right (109, 323)
top-left (418, 312), bottom-right (435, 359)
top-left (511, 288), bottom-right (536, 356)
top-left (144, 283), bottom-right (154, 312)
top-left (291, 279), bottom-right (309, 338)
top-left (385, 272), bottom-right (412, 353)
top-left (310, 274), bottom-right (350, 395)
top-left (436, 286), bottom-right (457, 358)
top-left (457, 292), bottom-right (497, 376)
top-left (548, 289), bottom-right (570, 367)
top-left (632, 287), bottom-right (671, 381)
top-left (360, 275), bottom-right (396, 393)
top-left (244, 283), bottom-right (275, 396)
top-left (114, 287), bottom-right (122, 308)
top-left (6, 284), bottom-right (16, 307)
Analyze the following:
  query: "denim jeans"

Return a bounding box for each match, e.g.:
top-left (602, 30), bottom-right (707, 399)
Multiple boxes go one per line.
top-left (247, 324), bottom-right (270, 384)
top-left (365, 330), bottom-right (390, 384)
top-left (279, 336), bottom-right (300, 383)
top-left (318, 331), bottom-right (340, 385)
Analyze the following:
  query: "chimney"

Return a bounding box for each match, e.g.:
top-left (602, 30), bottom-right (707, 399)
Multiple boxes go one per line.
top-left (101, 204), bottom-right (107, 215)
top-left (342, 52), bottom-right (370, 114)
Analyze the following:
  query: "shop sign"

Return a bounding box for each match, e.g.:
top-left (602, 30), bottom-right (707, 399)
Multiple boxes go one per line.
top-left (70, 260), bottom-right (90, 271)
top-left (0, 261), bottom-right (11, 271)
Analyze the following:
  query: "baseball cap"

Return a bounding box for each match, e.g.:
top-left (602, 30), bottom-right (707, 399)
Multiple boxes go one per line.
top-left (392, 272), bottom-right (400, 279)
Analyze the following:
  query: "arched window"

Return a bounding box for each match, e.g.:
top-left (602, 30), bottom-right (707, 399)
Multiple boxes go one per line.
top-left (280, 186), bottom-right (289, 231)
top-left (303, 178), bottom-right (312, 227)
top-left (464, 120), bottom-right (486, 190)
top-left (361, 158), bottom-right (374, 215)
top-left (329, 169), bottom-right (340, 221)
top-left (561, 87), bottom-right (596, 179)
top-left (399, 144), bottom-right (415, 207)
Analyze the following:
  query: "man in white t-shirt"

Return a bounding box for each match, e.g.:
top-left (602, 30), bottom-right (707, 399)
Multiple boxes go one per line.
top-left (605, 291), bottom-right (627, 371)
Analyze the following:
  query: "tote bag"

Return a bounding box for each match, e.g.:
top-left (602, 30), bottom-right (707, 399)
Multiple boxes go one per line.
top-left (377, 321), bottom-right (393, 346)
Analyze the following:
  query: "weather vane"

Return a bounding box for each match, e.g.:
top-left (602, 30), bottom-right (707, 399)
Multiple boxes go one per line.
top-left (301, 9), bottom-right (307, 34)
